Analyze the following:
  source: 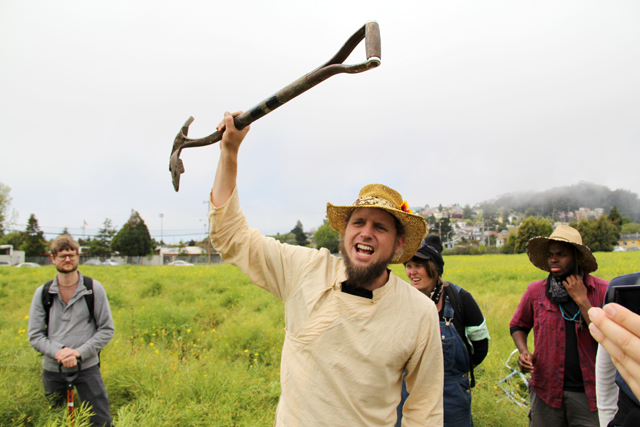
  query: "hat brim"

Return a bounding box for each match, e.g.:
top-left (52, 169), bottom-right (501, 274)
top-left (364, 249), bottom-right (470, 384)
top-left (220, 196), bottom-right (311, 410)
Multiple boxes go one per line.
top-left (412, 252), bottom-right (432, 261)
top-left (526, 236), bottom-right (598, 274)
top-left (326, 203), bottom-right (427, 264)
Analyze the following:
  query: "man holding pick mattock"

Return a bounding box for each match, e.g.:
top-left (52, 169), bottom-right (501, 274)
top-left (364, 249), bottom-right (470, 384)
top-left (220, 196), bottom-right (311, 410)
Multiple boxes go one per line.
top-left (510, 225), bottom-right (608, 427)
top-left (28, 235), bottom-right (114, 427)
top-left (209, 111), bottom-right (443, 426)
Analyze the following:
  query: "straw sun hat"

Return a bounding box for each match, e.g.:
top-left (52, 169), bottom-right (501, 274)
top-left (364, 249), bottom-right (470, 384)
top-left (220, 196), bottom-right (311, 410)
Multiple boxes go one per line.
top-left (326, 184), bottom-right (427, 264)
top-left (526, 224), bottom-right (598, 274)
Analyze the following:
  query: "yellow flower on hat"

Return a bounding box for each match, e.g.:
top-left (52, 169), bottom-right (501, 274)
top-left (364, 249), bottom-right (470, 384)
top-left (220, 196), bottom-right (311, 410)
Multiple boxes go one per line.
top-left (399, 201), bottom-right (413, 214)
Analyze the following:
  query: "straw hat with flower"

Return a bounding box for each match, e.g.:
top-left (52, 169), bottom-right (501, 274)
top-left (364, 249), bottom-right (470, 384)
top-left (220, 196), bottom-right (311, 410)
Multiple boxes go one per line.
top-left (526, 224), bottom-right (598, 274)
top-left (326, 184), bottom-right (427, 264)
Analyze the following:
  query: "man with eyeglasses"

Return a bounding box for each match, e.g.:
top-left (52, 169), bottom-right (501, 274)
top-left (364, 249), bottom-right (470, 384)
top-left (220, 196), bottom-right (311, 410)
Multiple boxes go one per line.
top-left (28, 235), bottom-right (114, 426)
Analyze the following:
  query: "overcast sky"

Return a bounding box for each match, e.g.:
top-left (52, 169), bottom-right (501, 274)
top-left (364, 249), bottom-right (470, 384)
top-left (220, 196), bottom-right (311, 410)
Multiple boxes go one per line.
top-left (2, 1), bottom-right (639, 243)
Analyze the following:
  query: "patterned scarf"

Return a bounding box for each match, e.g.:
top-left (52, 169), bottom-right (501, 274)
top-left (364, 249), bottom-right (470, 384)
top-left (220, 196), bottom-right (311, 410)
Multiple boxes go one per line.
top-left (429, 282), bottom-right (445, 306)
top-left (546, 269), bottom-right (585, 326)
top-left (546, 268), bottom-right (584, 305)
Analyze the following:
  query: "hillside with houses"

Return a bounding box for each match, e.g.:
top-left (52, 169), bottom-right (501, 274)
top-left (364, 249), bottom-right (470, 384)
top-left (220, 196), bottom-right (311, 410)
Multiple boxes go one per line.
top-left (408, 182), bottom-right (640, 255)
top-left (2, 182), bottom-right (639, 265)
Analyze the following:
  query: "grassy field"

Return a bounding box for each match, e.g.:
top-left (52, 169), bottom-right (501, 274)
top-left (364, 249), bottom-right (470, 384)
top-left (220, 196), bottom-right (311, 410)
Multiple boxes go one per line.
top-left (1, 252), bottom-right (639, 426)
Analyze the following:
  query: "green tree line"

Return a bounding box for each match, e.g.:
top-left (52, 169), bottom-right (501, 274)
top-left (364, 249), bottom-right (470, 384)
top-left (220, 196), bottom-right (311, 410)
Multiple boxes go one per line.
top-left (501, 206), bottom-right (625, 254)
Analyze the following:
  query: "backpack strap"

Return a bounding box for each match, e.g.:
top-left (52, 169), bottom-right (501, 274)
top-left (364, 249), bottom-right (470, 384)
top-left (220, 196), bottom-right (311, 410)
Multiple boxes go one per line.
top-left (41, 280), bottom-right (54, 336)
top-left (448, 283), bottom-right (481, 387)
top-left (446, 283), bottom-right (466, 332)
top-left (83, 275), bottom-right (95, 325)
top-left (82, 275), bottom-right (101, 365)
top-left (41, 275), bottom-right (97, 335)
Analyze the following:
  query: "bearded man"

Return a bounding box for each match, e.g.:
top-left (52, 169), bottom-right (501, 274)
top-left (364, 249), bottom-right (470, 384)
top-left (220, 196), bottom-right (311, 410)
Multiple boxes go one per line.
top-left (28, 235), bottom-right (114, 427)
top-left (208, 112), bottom-right (443, 426)
top-left (510, 225), bottom-right (608, 427)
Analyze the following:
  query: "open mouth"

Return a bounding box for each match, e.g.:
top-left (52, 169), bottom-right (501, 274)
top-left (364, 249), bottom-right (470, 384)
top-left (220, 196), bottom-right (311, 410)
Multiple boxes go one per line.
top-left (410, 277), bottom-right (422, 285)
top-left (355, 243), bottom-right (374, 257)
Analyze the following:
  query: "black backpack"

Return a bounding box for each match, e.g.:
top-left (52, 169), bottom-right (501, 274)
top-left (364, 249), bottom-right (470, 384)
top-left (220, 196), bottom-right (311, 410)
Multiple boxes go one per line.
top-left (41, 275), bottom-right (96, 334)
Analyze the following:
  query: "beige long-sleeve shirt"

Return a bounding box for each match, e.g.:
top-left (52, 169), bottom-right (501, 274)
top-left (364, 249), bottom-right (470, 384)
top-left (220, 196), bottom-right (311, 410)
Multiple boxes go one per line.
top-left (210, 188), bottom-right (443, 426)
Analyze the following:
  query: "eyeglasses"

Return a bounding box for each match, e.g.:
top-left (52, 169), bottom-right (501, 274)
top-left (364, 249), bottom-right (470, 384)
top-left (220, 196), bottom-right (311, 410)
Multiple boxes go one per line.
top-left (56, 254), bottom-right (77, 261)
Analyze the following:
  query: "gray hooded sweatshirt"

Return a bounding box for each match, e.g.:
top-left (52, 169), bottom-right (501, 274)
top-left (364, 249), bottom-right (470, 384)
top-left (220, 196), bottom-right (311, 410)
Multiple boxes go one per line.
top-left (28, 271), bottom-right (115, 372)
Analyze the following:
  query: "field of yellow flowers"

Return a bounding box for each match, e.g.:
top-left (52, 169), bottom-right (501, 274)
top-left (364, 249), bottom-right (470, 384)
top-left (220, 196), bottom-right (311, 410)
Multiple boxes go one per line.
top-left (0, 252), bottom-right (638, 426)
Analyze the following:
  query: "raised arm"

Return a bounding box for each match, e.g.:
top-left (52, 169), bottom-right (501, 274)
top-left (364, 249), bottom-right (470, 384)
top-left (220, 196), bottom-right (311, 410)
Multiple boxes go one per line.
top-left (211, 111), bottom-right (251, 207)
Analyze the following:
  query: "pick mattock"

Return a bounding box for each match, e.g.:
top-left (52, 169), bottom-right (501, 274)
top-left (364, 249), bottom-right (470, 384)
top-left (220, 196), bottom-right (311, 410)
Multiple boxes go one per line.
top-left (59, 359), bottom-right (82, 426)
top-left (169, 21), bottom-right (381, 191)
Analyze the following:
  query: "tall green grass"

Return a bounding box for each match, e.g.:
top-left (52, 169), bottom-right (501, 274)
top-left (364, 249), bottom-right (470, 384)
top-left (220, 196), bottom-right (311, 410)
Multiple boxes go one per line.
top-left (0, 252), bottom-right (638, 426)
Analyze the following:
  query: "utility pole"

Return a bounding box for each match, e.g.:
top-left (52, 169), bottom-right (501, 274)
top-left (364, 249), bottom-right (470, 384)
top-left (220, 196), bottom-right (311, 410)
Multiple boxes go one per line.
top-left (159, 213), bottom-right (164, 265)
top-left (203, 201), bottom-right (211, 264)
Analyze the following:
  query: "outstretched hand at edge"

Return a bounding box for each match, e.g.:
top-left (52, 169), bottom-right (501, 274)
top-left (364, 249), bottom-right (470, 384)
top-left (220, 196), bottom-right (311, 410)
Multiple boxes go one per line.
top-left (589, 304), bottom-right (640, 398)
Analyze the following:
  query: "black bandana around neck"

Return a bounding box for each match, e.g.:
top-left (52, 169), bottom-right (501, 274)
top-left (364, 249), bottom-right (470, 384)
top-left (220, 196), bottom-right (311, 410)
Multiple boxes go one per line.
top-left (430, 282), bottom-right (444, 306)
top-left (545, 268), bottom-right (584, 305)
top-left (545, 268), bottom-right (587, 327)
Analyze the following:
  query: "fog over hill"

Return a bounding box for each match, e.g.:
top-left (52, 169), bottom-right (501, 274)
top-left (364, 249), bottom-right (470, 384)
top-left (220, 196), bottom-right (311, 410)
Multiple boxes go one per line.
top-left (482, 182), bottom-right (640, 222)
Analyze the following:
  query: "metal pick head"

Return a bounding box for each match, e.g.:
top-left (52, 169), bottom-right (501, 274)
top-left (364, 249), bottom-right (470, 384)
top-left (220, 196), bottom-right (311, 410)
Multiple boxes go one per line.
top-left (170, 150), bottom-right (185, 192)
top-left (170, 117), bottom-right (193, 192)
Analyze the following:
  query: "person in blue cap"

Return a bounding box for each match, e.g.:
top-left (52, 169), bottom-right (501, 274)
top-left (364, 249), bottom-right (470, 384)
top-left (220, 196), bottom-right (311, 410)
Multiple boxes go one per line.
top-left (396, 235), bottom-right (490, 427)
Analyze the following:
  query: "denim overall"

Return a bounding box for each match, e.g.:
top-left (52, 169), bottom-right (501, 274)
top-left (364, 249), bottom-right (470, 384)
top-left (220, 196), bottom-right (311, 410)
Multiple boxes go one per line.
top-left (395, 289), bottom-right (473, 427)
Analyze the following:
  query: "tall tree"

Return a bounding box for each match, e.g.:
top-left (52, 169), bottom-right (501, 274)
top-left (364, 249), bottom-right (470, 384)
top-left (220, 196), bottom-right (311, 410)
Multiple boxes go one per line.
top-left (608, 206), bottom-right (623, 229)
top-left (571, 215), bottom-right (619, 252)
top-left (515, 217), bottom-right (553, 253)
top-left (20, 214), bottom-right (48, 256)
top-left (0, 182), bottom-right (15, 235)
top-left (177, 240), bottom-right (189, 257)
top-left (314, 218), bottom-right (339, 253)
top-left (291, 220), bottom-right (308, 246)
top-left (621, 223), bottom-right (640, 235)
top-left (111, 210), bottom-right (153, 257)
top-left (85, 218), bottom-right (117, 257)
top-left (430, 218), bottom-right (453, 240)
top-left (462, 204), bottom-right (473, 220)
top-left (480, 202), bottom-right (499, 223)
top-left (501, 232), bottom-right (517, 254)
top-left (273, 232), bottom-right (296, 245)
top-left (500, 207), bottom-right (510, 224)
top-left (0, 231), bottom-right (26, 249)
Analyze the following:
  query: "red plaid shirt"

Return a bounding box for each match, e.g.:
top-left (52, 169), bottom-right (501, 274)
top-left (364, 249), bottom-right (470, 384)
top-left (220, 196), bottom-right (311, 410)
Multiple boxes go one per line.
top-left (510, 274), bottom-right (609, 411)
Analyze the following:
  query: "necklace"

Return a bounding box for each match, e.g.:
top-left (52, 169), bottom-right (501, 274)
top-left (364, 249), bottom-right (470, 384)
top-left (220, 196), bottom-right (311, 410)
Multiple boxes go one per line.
top-left (559, 304), bottom-right (581, 322)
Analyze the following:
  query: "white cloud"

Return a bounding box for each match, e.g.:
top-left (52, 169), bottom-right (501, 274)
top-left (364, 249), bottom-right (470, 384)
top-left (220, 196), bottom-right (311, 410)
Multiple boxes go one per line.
top-left (1, 0), bottom-right (639, 240)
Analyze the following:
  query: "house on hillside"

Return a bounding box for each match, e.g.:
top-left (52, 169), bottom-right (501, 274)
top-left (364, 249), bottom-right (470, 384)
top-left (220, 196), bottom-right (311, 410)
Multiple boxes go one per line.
top-left (576, 207), bottom-right (605, 220)
top-left (620, 233), bottom-right (640, 250)
top-left (496, 231), bottom-right (510, 247)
